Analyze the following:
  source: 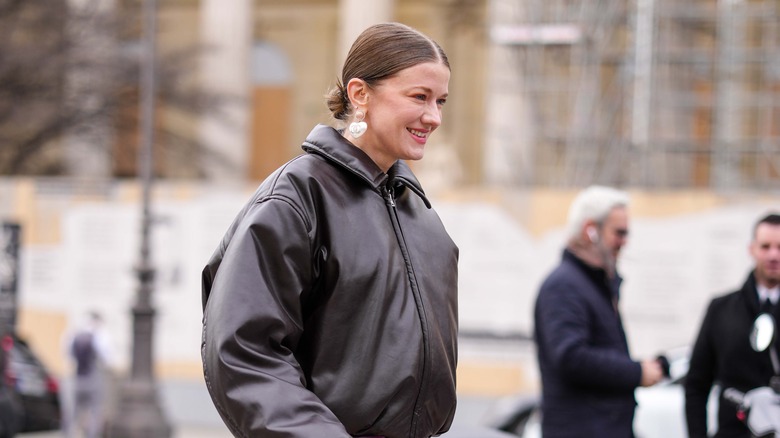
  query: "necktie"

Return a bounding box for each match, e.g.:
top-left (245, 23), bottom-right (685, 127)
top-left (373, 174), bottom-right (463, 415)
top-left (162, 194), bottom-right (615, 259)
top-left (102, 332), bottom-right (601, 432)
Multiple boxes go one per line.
top-left (760, 298), bottom-right (774, 314)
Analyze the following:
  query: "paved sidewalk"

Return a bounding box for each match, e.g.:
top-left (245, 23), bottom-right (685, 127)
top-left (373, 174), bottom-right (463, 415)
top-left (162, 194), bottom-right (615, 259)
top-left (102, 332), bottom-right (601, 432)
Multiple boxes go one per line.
top-left (21, 395), bottom-right (503, 438)
top-left (22, 425), bottom-right (231, 438)
top-left (24, 377), bottom-right (503, 438)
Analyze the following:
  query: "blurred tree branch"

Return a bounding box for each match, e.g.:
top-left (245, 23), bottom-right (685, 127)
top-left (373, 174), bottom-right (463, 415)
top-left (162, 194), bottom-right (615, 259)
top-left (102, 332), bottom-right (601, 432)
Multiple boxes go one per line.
top-left (0, 0), bottom-right (233, 177)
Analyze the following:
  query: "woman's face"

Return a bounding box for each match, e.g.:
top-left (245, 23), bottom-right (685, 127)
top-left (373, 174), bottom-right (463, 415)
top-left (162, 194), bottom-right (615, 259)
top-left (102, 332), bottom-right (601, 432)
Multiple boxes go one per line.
top-left (350, 61), bottom-right (450, 172)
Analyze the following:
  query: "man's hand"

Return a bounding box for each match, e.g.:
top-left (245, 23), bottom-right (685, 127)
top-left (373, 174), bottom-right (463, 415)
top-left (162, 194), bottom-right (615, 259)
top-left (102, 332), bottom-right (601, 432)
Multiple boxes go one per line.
top-left (640, 359), bottom-right (664, 387)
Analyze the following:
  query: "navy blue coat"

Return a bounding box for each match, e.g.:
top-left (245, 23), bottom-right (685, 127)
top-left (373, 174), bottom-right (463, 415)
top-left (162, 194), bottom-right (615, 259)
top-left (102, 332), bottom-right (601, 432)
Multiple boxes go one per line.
top-left (534, 250), bottom-right (642, 438)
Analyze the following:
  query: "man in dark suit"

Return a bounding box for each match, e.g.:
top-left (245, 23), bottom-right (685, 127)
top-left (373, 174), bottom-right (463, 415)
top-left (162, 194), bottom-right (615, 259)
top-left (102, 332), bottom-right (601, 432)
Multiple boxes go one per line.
top-left (534, 186), bottom-right (664, 438)
top-left (685, 213), bottom-right (780, 438)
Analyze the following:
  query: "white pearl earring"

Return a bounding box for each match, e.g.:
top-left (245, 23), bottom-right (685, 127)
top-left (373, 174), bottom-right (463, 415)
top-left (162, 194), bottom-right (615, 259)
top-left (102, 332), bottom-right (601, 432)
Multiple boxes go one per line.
top-left (349, 110), bottom-right (367, 139)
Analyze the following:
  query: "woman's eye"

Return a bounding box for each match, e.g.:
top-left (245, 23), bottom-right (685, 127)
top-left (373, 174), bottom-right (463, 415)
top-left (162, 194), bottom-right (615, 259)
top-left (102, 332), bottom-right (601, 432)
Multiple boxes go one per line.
top-left (437, 98), bottom-right (447, 106)
top-left (415, 94), bottom-right (427, 101)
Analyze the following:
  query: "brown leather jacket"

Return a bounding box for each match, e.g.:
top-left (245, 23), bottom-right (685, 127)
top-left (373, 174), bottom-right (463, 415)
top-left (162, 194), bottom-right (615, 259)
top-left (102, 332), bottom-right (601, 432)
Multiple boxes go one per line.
top-left (201, 124), bottom-right (459, 438)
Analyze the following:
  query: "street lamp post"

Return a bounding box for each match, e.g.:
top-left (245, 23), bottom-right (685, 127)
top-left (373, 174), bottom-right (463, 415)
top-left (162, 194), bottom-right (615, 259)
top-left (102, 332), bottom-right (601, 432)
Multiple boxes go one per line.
top-left (106, 0), bottom-right (172, 436)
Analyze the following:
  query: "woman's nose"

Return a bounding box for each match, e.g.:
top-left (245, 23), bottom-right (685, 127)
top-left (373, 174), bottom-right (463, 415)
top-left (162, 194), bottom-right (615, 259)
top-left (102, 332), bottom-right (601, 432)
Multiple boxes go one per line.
top-left (422, 104), bottom-right (442, 128)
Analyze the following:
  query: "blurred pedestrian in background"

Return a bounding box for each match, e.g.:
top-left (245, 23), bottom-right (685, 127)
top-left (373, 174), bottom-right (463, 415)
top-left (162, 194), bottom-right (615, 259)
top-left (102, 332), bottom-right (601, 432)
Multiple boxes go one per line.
top-left (63, 310), bottom-right (113, 438)
top-left (201, 22), bottom-right (458, 438)
top-left (534, 186), bottom-right (664, 438)
top-left (685, 213), bottom-right (780, 438)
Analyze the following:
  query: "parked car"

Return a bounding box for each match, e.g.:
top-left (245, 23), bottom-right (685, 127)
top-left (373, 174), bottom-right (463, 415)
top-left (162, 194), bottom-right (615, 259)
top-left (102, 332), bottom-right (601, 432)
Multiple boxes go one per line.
top-left (2, 334), bottom-right (62, 433)
top-left (482, 346), bottom-right (719, 438)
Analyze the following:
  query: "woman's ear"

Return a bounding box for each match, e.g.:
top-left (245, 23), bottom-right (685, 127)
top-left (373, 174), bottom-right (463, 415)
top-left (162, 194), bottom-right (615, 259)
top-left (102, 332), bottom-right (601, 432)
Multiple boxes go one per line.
top-left (346, 78), bottom-right (370, 108)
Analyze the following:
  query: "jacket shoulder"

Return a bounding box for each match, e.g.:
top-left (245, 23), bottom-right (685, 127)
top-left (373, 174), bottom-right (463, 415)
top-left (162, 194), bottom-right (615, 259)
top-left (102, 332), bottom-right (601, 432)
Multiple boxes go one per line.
top-left (709, 289), bottom-right (744, 307)
top-left (536, 262), bottom-right (590, 310)
top-left (703, 289), bottom-right (746, 321)
top-left (541, 258), bottom-right (586, 289)
top-left (253, 155), bottom-right (324, 198)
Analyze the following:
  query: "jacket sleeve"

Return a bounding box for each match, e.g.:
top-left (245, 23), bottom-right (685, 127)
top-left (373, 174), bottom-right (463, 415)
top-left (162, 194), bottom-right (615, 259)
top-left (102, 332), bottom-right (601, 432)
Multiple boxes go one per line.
top-left (536, 279), bottom-right (642, 391)
top-left (684, 301), bottom-right (717, 438)
top-left (201, 198), bottom-right (350, 438)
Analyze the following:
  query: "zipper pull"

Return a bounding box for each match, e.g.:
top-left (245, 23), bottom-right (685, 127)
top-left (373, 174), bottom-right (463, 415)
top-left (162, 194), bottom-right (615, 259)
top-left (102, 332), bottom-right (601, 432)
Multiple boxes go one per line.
top-left (383, 186), bottom-right (396, 207)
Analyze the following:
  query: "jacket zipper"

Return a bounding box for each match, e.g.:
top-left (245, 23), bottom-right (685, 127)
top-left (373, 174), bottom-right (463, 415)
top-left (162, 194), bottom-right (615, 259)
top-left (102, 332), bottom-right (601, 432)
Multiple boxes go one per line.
top-left (381, 184), bottom-right (429, 437)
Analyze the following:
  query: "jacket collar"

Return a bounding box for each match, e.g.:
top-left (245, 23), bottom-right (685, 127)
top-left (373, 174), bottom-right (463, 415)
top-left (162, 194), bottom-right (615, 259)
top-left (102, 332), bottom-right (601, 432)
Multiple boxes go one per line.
top-left (563, 249), bottom-right (623, 301)
top-left (301, 124), bottom-right (431, 208)
top-left (740, 271), bottom-right (778, 316)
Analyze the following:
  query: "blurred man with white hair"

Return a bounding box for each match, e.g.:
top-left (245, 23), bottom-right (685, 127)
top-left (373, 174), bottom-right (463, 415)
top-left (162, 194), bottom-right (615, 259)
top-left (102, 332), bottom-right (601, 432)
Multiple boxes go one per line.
top-left (534, 185), bottom-right (664, 438)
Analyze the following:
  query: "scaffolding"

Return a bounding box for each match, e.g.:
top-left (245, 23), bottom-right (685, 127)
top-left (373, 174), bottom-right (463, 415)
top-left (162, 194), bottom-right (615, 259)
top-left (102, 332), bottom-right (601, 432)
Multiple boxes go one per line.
top-left (491, 0), bottom-right (780, 190)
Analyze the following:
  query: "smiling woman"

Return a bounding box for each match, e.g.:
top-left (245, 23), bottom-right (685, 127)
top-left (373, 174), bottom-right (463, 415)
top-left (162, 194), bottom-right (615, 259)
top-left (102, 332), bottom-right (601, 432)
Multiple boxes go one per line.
top-left (344, 62), bottom-right (450, 170)
top-left (326, 22), bottom-right (451, 172)
top-left (201, 22), bottom-right (459, 438)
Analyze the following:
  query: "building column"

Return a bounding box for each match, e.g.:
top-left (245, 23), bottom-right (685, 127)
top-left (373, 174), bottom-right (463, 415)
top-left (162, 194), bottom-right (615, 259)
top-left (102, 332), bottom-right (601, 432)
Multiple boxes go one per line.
top-left (483, 0), bottom-right (536, 186)
top-left (199, 0), bottom-right (252, 181)
top-left (337, 0), bottom-right (395, 66)
top-left (713, 0), bottom-right (744, 189)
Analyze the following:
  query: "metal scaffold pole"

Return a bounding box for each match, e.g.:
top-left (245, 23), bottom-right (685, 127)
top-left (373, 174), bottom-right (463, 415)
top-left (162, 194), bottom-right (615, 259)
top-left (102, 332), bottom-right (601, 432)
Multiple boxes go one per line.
top-left (713, 0), bottom-right (744, 190)
top-left (631, 0), bottom-right (655, 186)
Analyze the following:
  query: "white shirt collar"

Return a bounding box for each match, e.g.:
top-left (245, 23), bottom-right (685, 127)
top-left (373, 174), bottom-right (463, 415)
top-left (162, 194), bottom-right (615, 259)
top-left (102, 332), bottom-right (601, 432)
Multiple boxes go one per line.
top-left (757, 284), bottom-right (780, 305)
